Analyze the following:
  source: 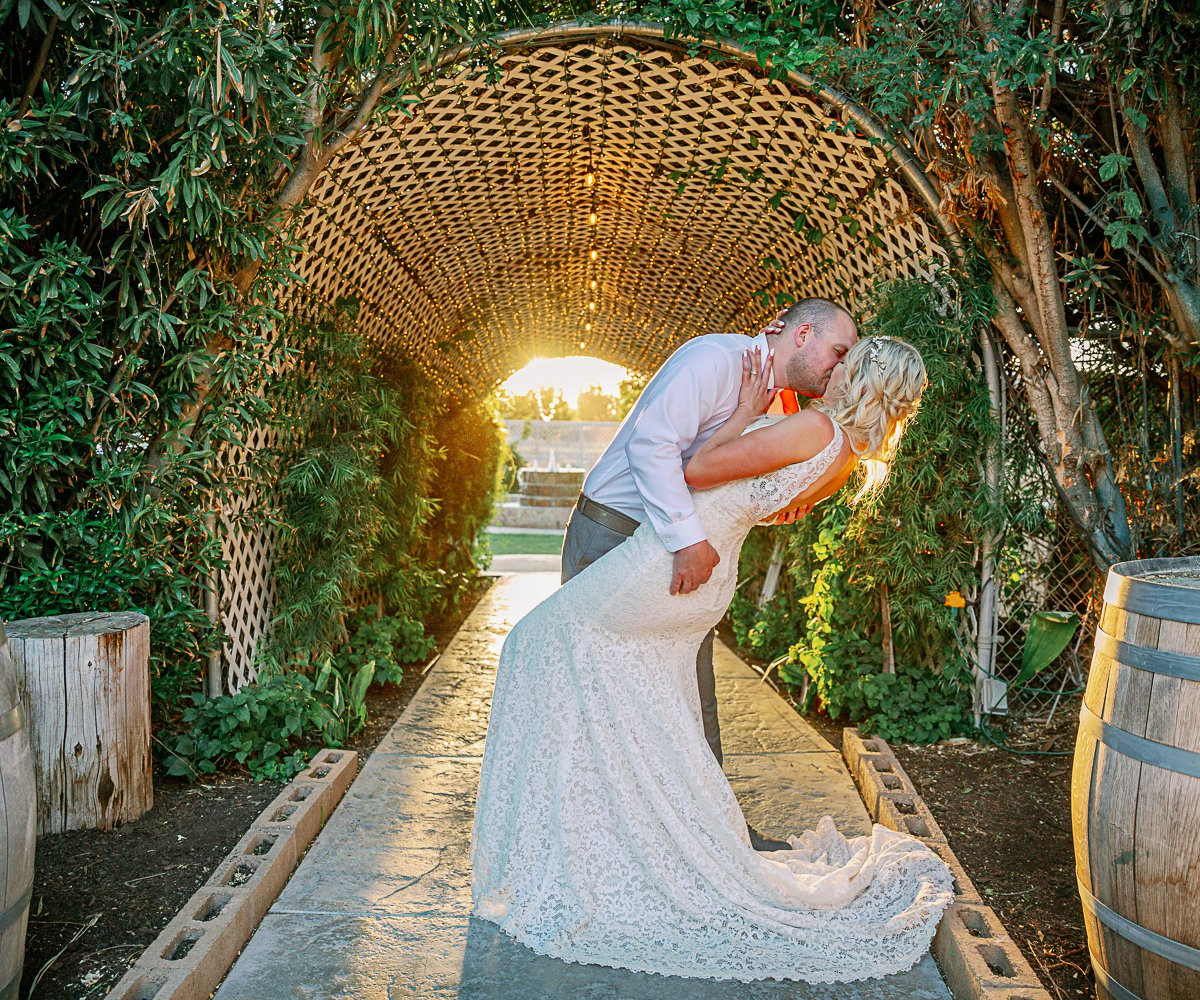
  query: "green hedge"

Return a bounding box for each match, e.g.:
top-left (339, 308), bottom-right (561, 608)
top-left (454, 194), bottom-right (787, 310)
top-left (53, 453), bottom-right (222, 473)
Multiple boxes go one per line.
top-left (731, 276), bottom-right (1001, 743)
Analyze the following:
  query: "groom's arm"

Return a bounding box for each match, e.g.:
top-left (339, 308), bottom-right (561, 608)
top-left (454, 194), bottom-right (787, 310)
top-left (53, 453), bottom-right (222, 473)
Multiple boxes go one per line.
top-left (624, 341), bottom-right (738, 592)
top-left (624, 342), bottom-right (732, 551)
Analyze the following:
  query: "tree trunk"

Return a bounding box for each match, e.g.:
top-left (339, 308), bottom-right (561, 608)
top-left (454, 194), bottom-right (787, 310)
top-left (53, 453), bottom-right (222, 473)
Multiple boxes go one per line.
top-left (972, 0), bottom-right (1134, 570)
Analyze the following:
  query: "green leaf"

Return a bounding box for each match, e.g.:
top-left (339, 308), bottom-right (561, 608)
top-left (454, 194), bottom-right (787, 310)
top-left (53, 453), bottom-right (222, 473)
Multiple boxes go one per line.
top-left (1015, 611), bottom-right (1080, 687)
top-left (1099, 153), bottom-right (1131, 182)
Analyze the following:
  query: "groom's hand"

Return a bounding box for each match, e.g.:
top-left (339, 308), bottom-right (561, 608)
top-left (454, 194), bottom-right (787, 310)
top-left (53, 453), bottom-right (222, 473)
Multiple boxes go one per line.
top-left (671, 540), bottom-right (720, 596)
top-left (769, 502), bottom-right (813, 525)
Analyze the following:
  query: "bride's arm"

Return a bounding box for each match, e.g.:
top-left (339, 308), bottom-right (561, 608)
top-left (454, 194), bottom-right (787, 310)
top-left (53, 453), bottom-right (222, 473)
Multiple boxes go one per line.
top-left (685, 397), bottom-right (838, 490)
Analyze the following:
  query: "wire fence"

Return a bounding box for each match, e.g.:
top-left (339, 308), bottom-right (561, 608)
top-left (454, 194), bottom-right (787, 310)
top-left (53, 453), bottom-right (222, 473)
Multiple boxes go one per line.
top-left (982, 510), bottom-right (1103, 754)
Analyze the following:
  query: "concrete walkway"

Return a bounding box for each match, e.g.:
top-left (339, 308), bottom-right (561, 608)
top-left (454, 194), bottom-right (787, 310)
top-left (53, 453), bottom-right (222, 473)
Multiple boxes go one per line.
top-left (214, 574), bottom-right (951, 999)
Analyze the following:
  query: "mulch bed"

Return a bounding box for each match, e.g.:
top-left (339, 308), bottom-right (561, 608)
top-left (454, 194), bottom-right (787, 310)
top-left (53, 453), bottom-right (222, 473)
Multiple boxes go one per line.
top-left (18, 581), bottom-right (492, 1000)
top-left (801, 698), bottom-right (1092, 1000)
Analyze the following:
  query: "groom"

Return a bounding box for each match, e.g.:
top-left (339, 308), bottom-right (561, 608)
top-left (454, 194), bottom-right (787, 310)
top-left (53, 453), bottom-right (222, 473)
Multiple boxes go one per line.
top-left (561, 297), bottom-right (857, 849)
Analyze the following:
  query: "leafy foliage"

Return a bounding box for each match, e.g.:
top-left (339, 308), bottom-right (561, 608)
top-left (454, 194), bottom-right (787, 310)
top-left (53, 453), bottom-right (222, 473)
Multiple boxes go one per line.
top-left (0, 0), bottom-right (508, 751)
top-left (732, 276), bottom-right (998, 742)
top-left (166, 603), bottom-right (439, 779)
top-left (166, 674), bottom-right (332, 782)
top-left (421, 398), bottom-right (504, 586)
top-left (265, 297), bottom-right (444, 659)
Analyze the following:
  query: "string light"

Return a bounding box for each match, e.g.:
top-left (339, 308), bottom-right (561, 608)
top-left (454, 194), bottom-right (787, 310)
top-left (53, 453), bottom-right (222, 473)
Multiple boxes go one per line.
top-left (302, 38), bottom-right (907, 398)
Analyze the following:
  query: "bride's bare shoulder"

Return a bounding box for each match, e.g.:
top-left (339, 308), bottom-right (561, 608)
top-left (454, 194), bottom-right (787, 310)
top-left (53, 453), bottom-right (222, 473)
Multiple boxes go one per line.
top-left (770, 408), bottom-right (836, 462)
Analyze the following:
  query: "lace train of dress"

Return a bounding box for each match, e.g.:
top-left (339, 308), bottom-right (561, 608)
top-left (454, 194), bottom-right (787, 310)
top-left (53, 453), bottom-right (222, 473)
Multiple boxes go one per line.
top-left (470, 420), bottom-right (955, 982)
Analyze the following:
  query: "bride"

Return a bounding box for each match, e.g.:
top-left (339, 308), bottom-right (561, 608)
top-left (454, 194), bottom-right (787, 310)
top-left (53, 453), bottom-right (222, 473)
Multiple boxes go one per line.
top-left (470, 335), bottom-right (954, 983)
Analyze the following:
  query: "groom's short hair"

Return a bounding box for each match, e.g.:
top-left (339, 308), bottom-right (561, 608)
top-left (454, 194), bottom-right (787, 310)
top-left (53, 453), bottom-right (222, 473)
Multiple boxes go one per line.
top-left (780, 297), bottom-right (854, 337)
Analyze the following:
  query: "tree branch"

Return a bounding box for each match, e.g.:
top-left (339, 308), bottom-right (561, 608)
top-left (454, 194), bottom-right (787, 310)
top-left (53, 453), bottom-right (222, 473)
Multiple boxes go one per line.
top-left (990, 83), bottom-right (1077, 386)
top-left (320, 28), bottom-right (410, 164)
top-left (16, 15), bottom-right (58, 118)
top-left (1159, 72), bottom-right (1192, 224)
top-left (992, 281), bottom-right (1126, 568)
top-left (1120, 90), bottom-right (1177, 239)
top-left (1036, 0), bottom-right (1065, 121)
top-left (1047, 175), bottom-right (1168, 284)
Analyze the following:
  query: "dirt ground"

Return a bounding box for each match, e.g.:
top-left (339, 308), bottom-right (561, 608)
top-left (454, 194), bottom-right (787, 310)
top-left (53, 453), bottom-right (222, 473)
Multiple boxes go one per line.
top-left (22, 590), bottom-right (1091, 1000)
top-left (801, 706), bottom-right (1092, 1000)
top-left (891, 732), bottom-right (1092, 999)
top-left (18, 583), bottom-right (491, 1000)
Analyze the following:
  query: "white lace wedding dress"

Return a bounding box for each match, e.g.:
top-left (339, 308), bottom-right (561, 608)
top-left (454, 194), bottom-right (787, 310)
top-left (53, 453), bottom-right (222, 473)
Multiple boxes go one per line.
top-left (470, 419), bottom-right (954, 982)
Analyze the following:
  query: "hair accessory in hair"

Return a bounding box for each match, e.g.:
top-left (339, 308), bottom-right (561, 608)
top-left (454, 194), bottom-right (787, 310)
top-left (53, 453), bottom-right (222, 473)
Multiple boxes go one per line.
top-left (867, 339), bottom-right (886, 373)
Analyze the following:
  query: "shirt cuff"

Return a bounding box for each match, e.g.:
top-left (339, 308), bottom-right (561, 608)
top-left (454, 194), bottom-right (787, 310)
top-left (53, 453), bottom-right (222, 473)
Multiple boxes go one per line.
top-left (655, 512), bottom-right (708, 553)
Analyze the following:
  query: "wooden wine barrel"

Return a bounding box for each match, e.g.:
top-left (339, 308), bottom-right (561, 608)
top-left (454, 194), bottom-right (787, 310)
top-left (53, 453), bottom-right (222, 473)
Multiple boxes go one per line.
top-left (1072, 557), bottom-right (1200, 1000)
top-left (6, 612), bottom-right (152, 834)
top-left (0, 622), bottom-right (36, 1000)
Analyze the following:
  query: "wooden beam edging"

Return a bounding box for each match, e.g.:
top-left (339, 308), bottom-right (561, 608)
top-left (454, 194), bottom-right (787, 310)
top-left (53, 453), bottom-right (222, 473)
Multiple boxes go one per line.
top-left (841, 728), bottom-right (1053, 1000)
top-left (103, 749), bottom-right (357, 1000)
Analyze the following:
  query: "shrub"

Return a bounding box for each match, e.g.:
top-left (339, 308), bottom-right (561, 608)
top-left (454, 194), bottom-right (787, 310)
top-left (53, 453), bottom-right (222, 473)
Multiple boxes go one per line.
top-left (729, 275), bottom-right (997, 743)
top-left (166, 673), bottom-right (332, 782)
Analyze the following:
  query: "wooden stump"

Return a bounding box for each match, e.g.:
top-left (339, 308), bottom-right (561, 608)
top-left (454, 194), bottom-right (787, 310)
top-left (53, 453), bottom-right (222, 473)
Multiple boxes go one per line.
top-left (0, 622), bottom-right (36, 1000)
top-left (6, 612), bottom-right (152, 835)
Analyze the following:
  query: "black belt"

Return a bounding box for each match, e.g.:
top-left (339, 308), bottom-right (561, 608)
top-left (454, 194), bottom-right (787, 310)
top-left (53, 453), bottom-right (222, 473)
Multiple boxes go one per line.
top-left (575, 495), bottom-right (640, 537)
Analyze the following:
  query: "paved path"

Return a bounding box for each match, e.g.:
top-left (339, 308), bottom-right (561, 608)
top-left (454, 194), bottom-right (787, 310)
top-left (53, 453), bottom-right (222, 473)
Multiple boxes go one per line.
top-left (215, 574), bottom-right (951, 999)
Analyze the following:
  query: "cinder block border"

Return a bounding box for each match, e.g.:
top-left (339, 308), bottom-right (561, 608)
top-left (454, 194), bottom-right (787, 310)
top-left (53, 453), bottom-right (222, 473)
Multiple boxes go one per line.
top-left (104, 747), bottom-right (357, 1000)
top-left (842, 728), bottom-right (1053, 1000)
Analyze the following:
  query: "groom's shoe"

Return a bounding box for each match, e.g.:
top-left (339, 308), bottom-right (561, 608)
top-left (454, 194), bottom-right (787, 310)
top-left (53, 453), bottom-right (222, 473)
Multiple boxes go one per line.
top-left (748, 823), bottom-right (791, 852)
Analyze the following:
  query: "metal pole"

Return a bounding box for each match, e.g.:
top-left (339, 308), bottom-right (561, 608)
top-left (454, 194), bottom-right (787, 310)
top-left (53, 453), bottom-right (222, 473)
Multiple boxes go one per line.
top-left (204, 510), bottom-right (223, 698)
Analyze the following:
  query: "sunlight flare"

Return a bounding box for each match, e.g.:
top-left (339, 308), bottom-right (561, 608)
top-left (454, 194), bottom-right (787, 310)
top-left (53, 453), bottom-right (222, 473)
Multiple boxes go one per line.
top-left (502, 356), bottom-right (628, 404)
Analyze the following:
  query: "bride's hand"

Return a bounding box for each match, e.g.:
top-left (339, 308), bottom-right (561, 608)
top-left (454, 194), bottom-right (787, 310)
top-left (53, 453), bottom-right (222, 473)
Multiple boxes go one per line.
top-left (738, 347), bottom-right (774, 417)
top-left (757, 307), bottom-right (788, 338)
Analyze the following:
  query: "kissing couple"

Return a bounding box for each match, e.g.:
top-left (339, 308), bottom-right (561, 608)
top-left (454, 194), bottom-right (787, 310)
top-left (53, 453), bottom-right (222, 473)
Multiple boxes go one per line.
top-left (471, 298), bottom-right (954, 982)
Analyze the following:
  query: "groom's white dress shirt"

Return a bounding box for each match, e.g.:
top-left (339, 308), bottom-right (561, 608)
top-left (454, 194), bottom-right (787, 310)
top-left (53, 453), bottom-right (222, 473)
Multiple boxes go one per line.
top-left (581, 331), bottom-right (774, 553)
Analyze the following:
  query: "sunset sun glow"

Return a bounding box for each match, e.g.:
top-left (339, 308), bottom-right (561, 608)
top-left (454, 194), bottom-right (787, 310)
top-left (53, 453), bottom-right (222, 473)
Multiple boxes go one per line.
top-left (501, 356), bottom-right (628, 405)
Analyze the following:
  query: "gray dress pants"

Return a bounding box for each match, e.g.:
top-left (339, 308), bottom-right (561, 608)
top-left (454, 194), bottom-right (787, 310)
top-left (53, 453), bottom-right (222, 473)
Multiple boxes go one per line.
top-left (560, 505), bottom-right (723, 767)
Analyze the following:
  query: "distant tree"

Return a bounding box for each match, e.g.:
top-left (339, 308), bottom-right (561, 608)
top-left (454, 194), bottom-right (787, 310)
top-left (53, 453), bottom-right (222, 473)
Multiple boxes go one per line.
top-left (496, 387), bottom-right (575, 421)
top-left (616, 373), bottom-right (649, 419)
top-left (576, 385), bottom-right (620, 421)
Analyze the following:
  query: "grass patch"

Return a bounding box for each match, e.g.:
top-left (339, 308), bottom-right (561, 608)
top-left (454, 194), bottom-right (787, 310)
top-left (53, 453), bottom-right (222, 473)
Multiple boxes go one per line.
top-left (487, 532), bottom-right (565, 555)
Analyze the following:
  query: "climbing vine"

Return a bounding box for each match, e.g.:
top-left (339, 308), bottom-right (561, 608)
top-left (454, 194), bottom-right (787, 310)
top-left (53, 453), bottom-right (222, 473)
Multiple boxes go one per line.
top-left (732, 275), bottom-right (1002, 742)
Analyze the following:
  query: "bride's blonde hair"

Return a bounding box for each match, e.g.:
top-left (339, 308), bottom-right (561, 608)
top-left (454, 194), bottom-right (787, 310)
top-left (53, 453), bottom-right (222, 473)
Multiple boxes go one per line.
top-left (817, 336), bottom-right (927, 500)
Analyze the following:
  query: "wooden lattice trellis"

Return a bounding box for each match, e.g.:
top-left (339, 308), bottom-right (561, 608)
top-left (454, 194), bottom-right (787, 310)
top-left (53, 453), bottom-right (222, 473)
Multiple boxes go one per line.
top-left (217, 23), bottom-right (950, 690)
top-left (216, 424), bottom-right (278, 692)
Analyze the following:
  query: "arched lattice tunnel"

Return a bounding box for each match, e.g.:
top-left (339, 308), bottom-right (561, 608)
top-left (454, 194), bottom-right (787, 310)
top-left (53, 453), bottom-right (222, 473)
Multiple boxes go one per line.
top-left (217, 23), bottom-right (953, 688)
